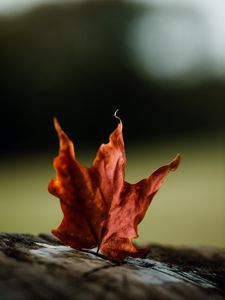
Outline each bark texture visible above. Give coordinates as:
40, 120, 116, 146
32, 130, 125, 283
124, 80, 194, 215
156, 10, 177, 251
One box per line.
0, 233, 225, 300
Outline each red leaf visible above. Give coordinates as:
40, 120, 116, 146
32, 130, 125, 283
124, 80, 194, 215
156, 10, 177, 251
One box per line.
48, 116, 181, 260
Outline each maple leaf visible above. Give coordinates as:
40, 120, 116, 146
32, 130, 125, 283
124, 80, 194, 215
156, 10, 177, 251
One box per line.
48, 115, 181, 261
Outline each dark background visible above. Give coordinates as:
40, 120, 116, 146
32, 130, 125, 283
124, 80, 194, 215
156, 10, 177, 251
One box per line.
0, 0, 224, 155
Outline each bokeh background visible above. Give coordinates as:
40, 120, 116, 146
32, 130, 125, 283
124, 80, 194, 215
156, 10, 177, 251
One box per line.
0, 0, 224, 248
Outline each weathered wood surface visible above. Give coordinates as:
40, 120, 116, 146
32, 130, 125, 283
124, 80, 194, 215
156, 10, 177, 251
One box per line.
0, 233, 225, 300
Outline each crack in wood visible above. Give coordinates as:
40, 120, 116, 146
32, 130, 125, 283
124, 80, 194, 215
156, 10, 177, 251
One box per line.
82, 261, 126, 278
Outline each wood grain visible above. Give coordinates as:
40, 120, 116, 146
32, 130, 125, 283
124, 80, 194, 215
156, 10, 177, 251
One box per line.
0, 233, 224, 300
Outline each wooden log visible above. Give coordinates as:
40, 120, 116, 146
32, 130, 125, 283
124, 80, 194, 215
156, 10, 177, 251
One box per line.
0, 233, 224, 300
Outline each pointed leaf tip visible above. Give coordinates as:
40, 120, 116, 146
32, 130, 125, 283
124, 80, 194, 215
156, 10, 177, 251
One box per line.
53, 117, 61, 132
170, 154, 181, 171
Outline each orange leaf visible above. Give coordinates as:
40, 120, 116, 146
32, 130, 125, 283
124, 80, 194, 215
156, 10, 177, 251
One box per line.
48, 115, 181, 260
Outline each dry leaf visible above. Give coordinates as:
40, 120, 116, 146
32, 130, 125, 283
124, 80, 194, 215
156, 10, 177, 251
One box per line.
48, 115, 180, 260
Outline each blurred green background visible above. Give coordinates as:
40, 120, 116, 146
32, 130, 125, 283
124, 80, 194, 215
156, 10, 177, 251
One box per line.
0, 0, 224, 248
